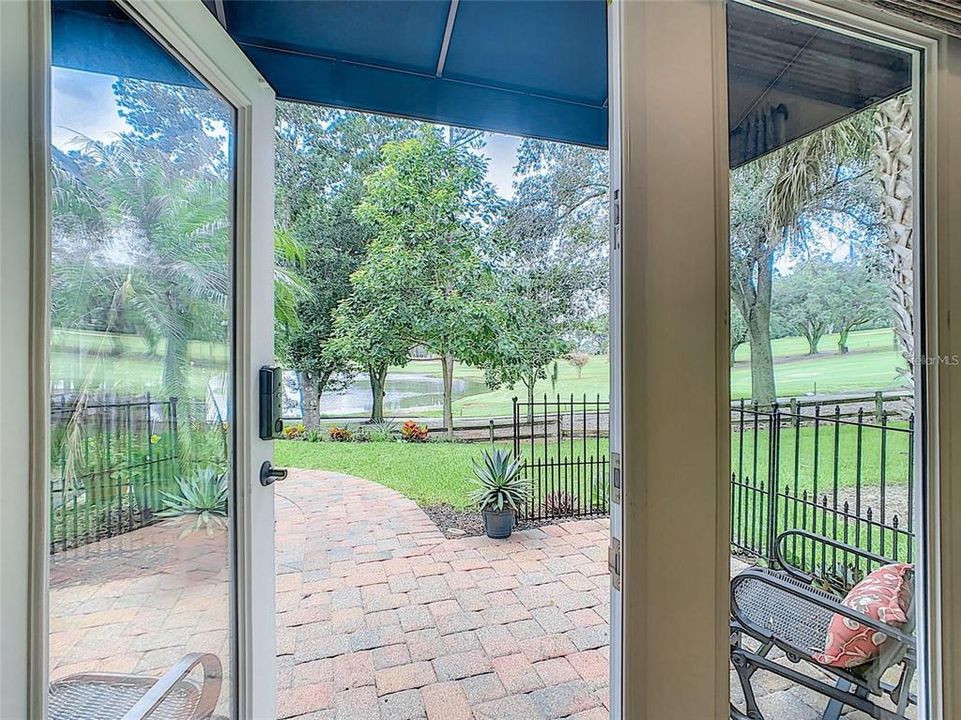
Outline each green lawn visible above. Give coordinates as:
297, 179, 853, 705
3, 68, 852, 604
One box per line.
51, 326, 908, 414
51, 328, 227, 398
733, 419, 912, 493
276, 438, 609, 508
730, 349, 908, 400
732, 327, 897, 363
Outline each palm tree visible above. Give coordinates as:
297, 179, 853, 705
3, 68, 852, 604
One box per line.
730, 112, 875, 406
873, 94, 914, 398
52, 135, 305, 401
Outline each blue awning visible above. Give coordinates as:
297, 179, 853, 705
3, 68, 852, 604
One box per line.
53, 0, 912, 161
208, 0, 610, 148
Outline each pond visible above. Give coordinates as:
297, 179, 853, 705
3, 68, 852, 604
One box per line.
283, 370, 489, 418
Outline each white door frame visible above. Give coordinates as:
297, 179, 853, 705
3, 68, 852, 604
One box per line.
612, 0, 961, 718
1, 1, 278, 716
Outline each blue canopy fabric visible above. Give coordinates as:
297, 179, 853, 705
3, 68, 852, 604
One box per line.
210, 0, 610, 148
53, 0, 912, 163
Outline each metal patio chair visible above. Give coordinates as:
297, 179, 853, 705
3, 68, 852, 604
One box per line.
730, 530, 916, 720
49, 652, 223, 720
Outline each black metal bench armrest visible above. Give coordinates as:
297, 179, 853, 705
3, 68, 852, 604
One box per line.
121, 653, 223, 720
731, 568, 915, 648
775, 529, 895, 584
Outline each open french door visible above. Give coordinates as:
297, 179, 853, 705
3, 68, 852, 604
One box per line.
26, 1, 277, 716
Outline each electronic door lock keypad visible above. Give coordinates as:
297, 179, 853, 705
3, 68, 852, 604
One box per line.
259, 365, 284, 440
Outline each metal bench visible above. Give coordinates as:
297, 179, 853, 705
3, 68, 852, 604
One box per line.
730, 530, 916, 720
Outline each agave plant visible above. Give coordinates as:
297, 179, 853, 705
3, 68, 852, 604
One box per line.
367, 420, 398, 442
158, 467, 229, 536
470, 448, 529, 513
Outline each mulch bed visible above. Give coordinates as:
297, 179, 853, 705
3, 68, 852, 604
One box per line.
421, 503, 567, 538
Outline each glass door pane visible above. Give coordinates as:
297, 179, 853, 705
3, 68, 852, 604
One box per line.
726, 3, 923, 719
47, 2, 237, 716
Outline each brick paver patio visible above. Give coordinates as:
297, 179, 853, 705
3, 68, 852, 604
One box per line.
274, 470, 611, 720
48, 468, 904, 719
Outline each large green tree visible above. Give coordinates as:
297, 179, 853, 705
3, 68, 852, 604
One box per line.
273, 104, 418, 425
478, 140, 608, 417
332, 128, 501, 432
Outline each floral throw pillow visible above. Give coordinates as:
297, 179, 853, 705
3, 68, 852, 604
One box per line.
813, 563, 913, 669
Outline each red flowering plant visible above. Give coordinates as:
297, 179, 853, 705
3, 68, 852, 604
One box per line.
400, 420, 429, 443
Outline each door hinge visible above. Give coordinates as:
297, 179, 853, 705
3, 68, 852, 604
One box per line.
609, 537, 621, 590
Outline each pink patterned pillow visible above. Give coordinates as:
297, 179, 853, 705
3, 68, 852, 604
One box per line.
814, 563, 913, 669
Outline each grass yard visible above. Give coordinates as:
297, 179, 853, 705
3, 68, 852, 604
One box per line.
732, 327, 898, 363
733, 420, 912, 493
276, 438, 610, 509
729, 349, 908, 400
51, 328, 228, 398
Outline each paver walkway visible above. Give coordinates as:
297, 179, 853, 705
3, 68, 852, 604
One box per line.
274, 470, 611, 720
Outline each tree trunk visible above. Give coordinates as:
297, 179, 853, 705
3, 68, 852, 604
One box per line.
440, 353, 455, 439
874, 94, 915, 400
805, 329, 820, 356
368, 364, 388, 423
744, 256, 777, 407
524, 372, 536, 425
299, 372, 320, 427
837, 326, 851, 354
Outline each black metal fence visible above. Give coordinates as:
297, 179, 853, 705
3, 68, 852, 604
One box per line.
512, 395, 610, 521
731, 401, 915, 573
49, 394, 181, 554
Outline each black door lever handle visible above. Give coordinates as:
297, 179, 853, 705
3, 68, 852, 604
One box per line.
260, 461, 288, 486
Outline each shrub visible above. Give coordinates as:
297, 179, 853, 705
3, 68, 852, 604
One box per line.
470, 448, 529, 512
352, 425, 371, 443
328, 425, 354, 442
158, 467, 228, 535
401, 420, 429, 443
543, 490, 577, 517
305, 427, 324, 443
367, 420, 398, 442
283, 423, 306, 440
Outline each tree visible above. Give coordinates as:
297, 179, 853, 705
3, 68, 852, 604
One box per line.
483, 285, 570, 422
505, 140, 609, 340
325, 277, 411, 424
567, 351, 590, 378
772, 256, 837, 355
272, 104, 418, 424
873, 94, 915, 391
731, 112, 875, 405
478, 140, 608, 414
832, 255, 889, 354
730, 301, 748, 366
344, 128, 502, 435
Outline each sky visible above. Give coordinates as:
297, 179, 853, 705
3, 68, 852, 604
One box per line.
52, 67, 521, 197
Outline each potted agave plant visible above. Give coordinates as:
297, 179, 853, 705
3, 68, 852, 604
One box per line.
470, 448, 529, 539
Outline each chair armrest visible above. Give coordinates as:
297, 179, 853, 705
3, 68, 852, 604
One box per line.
774, 529, 895, 584
121, 653, 222, 720
731, 568, 915, 648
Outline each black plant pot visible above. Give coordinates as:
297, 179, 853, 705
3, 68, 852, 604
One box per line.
482, 508, 515, 539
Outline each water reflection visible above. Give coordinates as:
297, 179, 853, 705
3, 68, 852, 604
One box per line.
284, 370, 489, 417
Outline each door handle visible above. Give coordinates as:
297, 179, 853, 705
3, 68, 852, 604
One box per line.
260, 461, 288, 487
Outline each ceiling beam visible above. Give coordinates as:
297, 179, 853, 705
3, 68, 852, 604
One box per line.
435, 0, 459, 77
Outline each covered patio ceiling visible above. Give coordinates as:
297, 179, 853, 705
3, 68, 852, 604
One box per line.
52, 0, 912, 165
